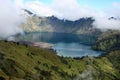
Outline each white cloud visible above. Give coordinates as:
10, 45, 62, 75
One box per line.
5, 0, 120, 31
0, 0, 24, 39
23, 0, 96, 20
93, 2, 120, 30
50, 0, 120, 30
110, 2, 120, 17
112, 2, 120, 7
14, 0, 24, 9
93, 16, 120, 30
25, 0, 53, 16
50, 0, 96, 20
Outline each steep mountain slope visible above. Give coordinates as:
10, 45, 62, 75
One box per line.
92, 30, 120, 80
21, 9, 101, 35
93, 30, 120, 51
0, 40, 120, 80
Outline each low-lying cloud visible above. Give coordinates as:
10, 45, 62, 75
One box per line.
93, 16, 120, 30
0, 0, 24, 40
94, 2, 120, 30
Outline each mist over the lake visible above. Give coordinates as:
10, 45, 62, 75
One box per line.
0, 0, 24, 40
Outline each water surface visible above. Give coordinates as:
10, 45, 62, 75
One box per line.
16, 32, 102, 57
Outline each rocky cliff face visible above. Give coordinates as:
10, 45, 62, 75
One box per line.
21, 9, 101, 35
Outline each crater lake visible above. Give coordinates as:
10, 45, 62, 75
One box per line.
16, 32, 102, 57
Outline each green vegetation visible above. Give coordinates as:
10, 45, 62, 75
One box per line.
0, 40, 86, 80
0, 39, 119, 80
93, 30, 120, 51
92, 30, 120, 80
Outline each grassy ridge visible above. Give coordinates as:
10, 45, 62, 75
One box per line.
0, 40, 86, 80
0, 40, 119, 80
92, 30, 120, 79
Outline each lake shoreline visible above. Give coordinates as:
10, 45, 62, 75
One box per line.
15, 40, 54, 49
15, 32, 102, 57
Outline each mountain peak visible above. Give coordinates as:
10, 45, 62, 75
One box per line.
24, 9, 33, 15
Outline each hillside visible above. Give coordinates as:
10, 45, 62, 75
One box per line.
92, 30, 120, 80
0, 40, 120, 80
21, 9, 101, 35
93, 30, 120, 51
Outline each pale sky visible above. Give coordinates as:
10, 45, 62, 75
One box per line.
23, 0, 120, 10
14, 0, 120, 18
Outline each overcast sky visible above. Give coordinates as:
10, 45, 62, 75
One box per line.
14, 0, 120, 19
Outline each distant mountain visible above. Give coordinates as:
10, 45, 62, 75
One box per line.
24, 9, 33, 15
21, 9, 101, 35
108, 17, 120, 20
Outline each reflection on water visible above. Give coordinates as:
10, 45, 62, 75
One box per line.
16, 32, 102, 57
17, 32, 97, 45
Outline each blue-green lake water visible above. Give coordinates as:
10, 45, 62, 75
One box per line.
17, 32, 102, 57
